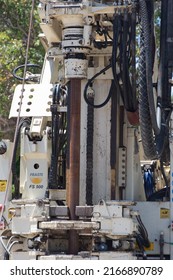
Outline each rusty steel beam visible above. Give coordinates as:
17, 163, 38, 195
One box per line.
66, 79, 81, 254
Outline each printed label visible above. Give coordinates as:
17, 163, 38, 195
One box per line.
0, 180, 7, 192
160, 208, 169, 219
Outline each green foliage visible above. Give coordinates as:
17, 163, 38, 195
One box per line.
0, 0, 44, 133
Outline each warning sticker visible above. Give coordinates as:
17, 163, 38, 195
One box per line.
160, 208, 169, 219
0, 180, 7, 192
145, 242, 154, 251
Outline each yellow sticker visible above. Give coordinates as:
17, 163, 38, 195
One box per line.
0, 180, 7, 192
136, 242, 154, 251
30, 177, 42, 184
144, 242, 154, 251
160, 208, 169, 219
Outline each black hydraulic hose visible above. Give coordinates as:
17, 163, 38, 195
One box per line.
121, 11, 130, 109
94, 21, 112, 49
139, 0, 160, 135
57, 113, 67, 157
113, 11, 137, 113
83, 63, 112, 108
52, 85, 59, 158
147, 187, 170, 201
12, 64, 41, 81
135, 214, 150, 257
121, 11, 135, 112
136, 215, 150, 248
48, 85, 60, 189
112, 13, 125, 105
11, 118, 31, 198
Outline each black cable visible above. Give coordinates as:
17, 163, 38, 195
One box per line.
83, 63, 112, 108
12, 64, 41, 81
112, 10, 137, 113
122, 10, 137, 112
11, 118, 31, 198
136, 215, 150, 248
48, 84, 60, 189
93, 22, 113, 49
112, 13, 124, 100
121, 11, 130, 108
121, 11, 135, 112
137, 215, 148, 238
147, 187, 170, 201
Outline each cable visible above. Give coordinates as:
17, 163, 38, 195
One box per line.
0, 235, 21, 259
93, 22, 113, 49
112, 10, 137, 113
112, 13, 125, 105
12, 64, 41, 81
83, 63, 112, 108
121, 10, 135, 111
0, 236, 11, 256
136, 214, 150, 250
8, 240, 20, 252
147, 187, 170, 201
48, 84, 60, 189
11, 118, 31, 198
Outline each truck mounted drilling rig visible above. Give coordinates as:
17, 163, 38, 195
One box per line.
0, 0, 173, 260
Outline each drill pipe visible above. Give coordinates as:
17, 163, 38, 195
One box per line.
66, 79, 81, 254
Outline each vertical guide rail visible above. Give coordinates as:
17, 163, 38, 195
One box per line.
167, 0, 173, 259
170, 129, 173, 259
66, 79, 81, 254
170, 95, 173, 259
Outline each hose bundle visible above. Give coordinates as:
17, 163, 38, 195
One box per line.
84, 6, 138, 115
135, 214, 150, 256
112, 8, 138, 114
